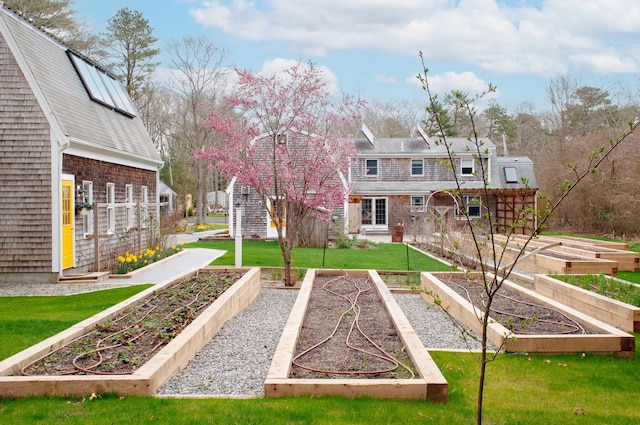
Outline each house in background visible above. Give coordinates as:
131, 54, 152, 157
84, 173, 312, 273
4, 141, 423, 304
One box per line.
226, 125, 537, 243
226, 130, 347, 245
0, 4, 162, 283
159, 181, 177, 217
348, 127, 538, 238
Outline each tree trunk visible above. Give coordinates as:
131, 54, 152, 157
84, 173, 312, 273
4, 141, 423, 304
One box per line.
195, 160, 208, 225
278, 231, 294, 286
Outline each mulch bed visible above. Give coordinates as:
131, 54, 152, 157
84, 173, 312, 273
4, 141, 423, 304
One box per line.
19, 270, 243, 376
290, 274, 416, 380
442, 276, 599, 335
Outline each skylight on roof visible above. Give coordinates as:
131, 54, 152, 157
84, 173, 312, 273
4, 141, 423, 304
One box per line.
504, 166, 518, 183
67, 51, 137, 118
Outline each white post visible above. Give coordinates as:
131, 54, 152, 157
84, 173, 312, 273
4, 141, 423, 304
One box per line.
235, 207, 242, 267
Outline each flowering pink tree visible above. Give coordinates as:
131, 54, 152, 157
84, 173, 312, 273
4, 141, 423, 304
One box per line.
199, 61, 362, 286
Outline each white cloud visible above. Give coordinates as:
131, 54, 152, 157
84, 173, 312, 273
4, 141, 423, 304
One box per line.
190, 0, 640, 78
407, 70, 499, 102
375, 74, 396, 84
257, 58, 340, 94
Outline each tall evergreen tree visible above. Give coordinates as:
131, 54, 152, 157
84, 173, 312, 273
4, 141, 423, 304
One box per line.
101, 8, 159, 102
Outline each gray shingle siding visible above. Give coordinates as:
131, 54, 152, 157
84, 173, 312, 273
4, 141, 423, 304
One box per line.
0, 30, 53, 274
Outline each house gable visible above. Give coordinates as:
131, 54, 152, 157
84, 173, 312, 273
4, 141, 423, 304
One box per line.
0, 5, 163, 281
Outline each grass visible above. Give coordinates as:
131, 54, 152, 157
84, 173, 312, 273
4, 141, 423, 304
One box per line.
1, 344, 638, 424
0, 239, 638, 423
0, 285, 151, 360
556, 273, 640, 307
186, 239, 452, 271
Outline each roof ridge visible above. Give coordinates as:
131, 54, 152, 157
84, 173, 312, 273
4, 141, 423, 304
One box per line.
1, 3, 110, 74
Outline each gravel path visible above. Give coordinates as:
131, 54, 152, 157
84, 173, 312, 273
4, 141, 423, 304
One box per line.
157, 288, 299, 397
157, 289, 477, 397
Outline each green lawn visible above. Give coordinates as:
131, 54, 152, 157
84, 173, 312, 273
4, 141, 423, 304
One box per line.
0, 285, 151, 360
187, 239, 453, 271
1, 344, 639, 424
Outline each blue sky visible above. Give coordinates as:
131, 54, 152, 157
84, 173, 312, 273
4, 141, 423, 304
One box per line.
74, 0, 640, 113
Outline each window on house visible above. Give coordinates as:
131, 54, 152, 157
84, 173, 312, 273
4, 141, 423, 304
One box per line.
141, 186, 149, 229
125, 184, 133, 230
82, 181, 94, 236
411, 159, 424, 176
504, 167, 518, 183
456, 195, 481, 218
366, 159, 378, 176
411, 196, 425, 212
461, 158, 474, 175
276, 132, 288, 145
106, 183, 115, 233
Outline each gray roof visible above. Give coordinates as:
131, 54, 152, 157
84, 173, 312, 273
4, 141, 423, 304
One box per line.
158, 181, 176, 196
354, 136, 496, 157
495, 156, 537, 188
352, 134, 536, 194
0, 5, 161, 165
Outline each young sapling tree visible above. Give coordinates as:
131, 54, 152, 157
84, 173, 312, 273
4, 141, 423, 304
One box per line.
418, 51, 639, 425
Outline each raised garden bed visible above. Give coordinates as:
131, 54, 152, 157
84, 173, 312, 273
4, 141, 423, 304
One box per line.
496, 234, 639, 272
0, 267, 261, 397
495, 243, 618, 276
535, 274, 640, 333
420, 272, 634, 358
265, 269, 448, 402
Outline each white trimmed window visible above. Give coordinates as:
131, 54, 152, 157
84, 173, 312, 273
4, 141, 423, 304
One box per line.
457, 195, 482, 218
461, 158, 475, 176
106, 183, 115, 233
411, 159, 424, 176
125, 184, 133, 230
411, 196, 425, 212
365, 159, 378, 176
82, 181, 94, 235
141, 185, 149, 228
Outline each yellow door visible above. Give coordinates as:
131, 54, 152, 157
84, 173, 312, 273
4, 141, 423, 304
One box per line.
61, 179, 74, 269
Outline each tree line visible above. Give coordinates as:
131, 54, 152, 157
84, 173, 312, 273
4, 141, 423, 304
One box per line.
8, 0, 640, 235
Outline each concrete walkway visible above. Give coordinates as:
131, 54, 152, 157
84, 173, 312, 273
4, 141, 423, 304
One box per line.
104, 248, 225, 286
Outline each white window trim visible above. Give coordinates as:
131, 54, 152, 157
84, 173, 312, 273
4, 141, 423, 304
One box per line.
456, 195, 482, 218
125, 184, 133, 231
141, 185, 149, 229
106, 183, 115, 234
460, 158, 475, 176
411, 159, 424, 176
365, 158, 379, 176
411, 195, 425, 212
82, 181, 94, 236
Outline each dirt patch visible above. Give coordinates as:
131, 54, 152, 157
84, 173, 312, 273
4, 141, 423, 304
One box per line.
442, 276, 600, 335
290, 274, 416, 379
19, 270, 244, 376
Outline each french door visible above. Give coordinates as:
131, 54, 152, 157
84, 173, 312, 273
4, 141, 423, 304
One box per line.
361, 198, 387, 229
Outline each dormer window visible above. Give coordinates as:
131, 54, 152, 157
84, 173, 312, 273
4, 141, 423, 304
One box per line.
461, 158, 474, 176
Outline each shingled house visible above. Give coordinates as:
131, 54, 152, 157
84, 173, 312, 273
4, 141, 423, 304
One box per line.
0, 4, 162, 283
348, 128, 538, 238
